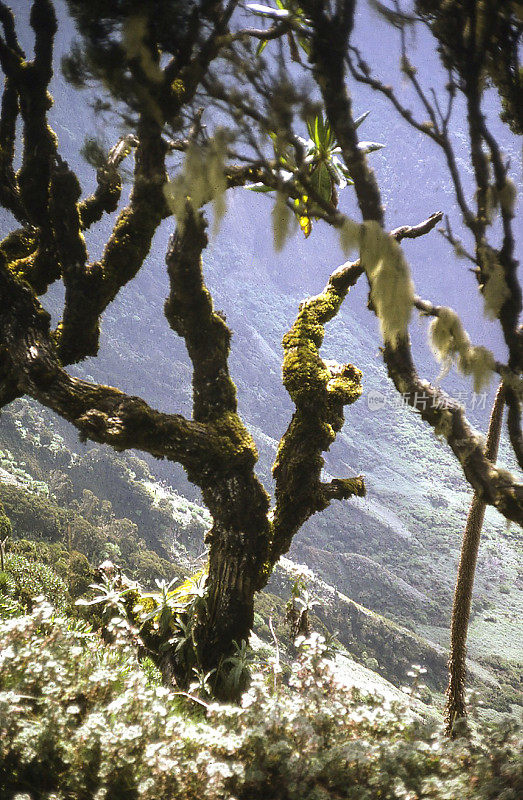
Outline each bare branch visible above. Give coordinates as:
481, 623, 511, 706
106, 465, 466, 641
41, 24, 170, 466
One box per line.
438, 216, 476, 265
346, 46, 476, 230
390, 211, 443, 240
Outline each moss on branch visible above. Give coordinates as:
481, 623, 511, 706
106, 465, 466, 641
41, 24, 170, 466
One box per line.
272, 273, 365, 561
78, 166, 123, 229
165, 207, 238, 422
55, 117, 168, 365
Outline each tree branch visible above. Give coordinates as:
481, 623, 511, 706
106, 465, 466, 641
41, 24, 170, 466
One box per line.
346, 45, 476, 230
383, 336, 523, 524
0, 76, 25, 221
0, 256, 256, 478
271, 264, 365, 562
164, 207, 237, 422
77, 136, 137, 229
55, 117, 168, 364
306, 3, 384, 224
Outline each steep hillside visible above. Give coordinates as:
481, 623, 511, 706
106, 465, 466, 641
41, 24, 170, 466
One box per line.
1, 400, 520, 715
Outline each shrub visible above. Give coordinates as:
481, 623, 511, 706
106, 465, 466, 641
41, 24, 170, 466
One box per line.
2, 553, 70, 615
0, 605, 521, 800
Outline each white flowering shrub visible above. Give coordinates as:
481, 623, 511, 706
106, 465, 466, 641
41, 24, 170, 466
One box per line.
0, 606, 521, 799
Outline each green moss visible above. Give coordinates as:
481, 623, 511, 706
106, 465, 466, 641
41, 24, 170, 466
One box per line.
326, 371, 362, 403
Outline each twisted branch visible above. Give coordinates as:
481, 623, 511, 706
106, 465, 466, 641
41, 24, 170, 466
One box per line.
271, 253, 366, 562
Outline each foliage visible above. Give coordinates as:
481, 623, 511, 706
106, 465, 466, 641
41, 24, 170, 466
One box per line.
0, 0, 521, 711
0, 552, 70, 616
247, 111, 383, 238
0, 603, 521, 800
0, 475, 185, 592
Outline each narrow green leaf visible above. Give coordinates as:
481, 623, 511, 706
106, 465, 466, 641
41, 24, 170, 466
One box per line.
316, 114, 326, 147
310, 162, 332, 203
297, 36, 311, 56
313, 115, 322, 149
256, 38, 269, 56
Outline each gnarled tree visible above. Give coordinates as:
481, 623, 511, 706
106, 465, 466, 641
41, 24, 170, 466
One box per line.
0, 0, 521, 707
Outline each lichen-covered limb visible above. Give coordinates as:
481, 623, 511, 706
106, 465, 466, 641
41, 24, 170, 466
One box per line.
78, 165, 122, 230
78, 136, 137, 230
0, 0, 64, 295
0, 2, 38, 224
383, 338, 523, 524
270, 212, 445, 559
13, 0, 58, 229
50, 158, 88, 272
0, 257, 253, 477
271, 278, 365, 562
0, 76, 25, 222
165, 207, 237, 422
55, 117, 169, 364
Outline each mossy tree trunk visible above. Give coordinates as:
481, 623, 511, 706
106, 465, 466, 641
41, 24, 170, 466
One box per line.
162, 209, 364, 694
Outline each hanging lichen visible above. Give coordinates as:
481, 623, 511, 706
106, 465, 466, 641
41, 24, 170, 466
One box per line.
360, 220, 414, 344
122, 16, 163, 84
163, 132, 228, 232
429, 307, 495, 393
338, 217, 360, 256
271, 191, 293, 252
479, 245, 511, 320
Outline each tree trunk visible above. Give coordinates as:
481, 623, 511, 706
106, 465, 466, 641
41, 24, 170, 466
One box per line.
165, 466, 272, 697
445, 383, 505, 734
